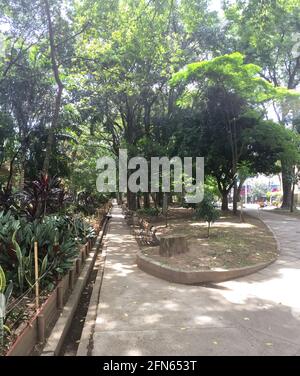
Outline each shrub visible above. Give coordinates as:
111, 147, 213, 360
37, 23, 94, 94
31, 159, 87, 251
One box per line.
137, 207, 161, 217
194, 192, 219, 237
0, 211, 96, 293
0, 266, 13, 347
15, 174, 66, 220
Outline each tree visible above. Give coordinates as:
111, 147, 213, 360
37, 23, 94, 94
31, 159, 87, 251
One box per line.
42, 0, 64, 175
223, 0, 300, 208
194, 192, 219, 237
171, 52, 298, 211
73, 0, 192, 209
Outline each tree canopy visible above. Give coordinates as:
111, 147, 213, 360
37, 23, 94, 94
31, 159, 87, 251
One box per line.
0, 0, 299, 211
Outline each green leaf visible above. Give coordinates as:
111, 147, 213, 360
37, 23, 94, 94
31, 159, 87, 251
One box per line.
0, 266, 6, 293
41, 255, 48, 276
3, 324, 11, 334
4, 281, 13, 306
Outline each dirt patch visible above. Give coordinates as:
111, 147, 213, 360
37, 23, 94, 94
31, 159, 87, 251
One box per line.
139, 207, 194, 223
140, 214, 278, 271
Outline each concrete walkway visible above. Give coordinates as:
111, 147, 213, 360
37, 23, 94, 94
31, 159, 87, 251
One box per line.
90, 206, 300, 356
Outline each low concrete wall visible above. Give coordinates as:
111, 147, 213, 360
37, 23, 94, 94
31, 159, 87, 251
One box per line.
5, 215, 108, 356
6, 243, 92, 356
137, 252, 276, 285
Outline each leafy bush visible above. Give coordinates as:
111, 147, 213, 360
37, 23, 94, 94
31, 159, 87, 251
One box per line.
137, 207, 161, 217
0, 211, 96, 293
75, 191, 109, 215
0, 266, 13, 347
14, 174, 66, 220
194, 193, 220, 237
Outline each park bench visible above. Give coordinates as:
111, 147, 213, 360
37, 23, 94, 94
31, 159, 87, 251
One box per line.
123, 208, 135, 225
121, 204, 127, 214
135, 218, 159, 246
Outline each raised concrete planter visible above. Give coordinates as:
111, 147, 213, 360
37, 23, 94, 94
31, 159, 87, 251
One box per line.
41, 217, 109, 356
137, 251, 277, 285
5, 215, 108, 356
6, 242, 91, 356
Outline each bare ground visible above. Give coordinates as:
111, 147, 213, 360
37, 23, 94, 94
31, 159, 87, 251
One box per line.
140, 213, 278, 271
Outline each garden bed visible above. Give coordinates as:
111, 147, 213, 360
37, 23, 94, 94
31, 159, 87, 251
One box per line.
3, 238, 95, 356
137, 213, 278, 283
0, 205, 111, 356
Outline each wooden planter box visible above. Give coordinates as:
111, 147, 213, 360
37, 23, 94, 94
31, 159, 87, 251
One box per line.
5, 232, 98, 356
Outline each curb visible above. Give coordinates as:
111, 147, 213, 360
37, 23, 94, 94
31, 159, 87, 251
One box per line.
137, 251, 276, 285
41, 218, 109, 356
76, 219, 111, 356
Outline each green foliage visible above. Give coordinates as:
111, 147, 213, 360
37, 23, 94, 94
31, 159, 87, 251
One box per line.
1, 0, 298, 213
224, 0, 300, 91
194, 193, 220, 237
250, 182, 270, 200
0, 266, 6, 293
170, 52, 299, 208
171, 52, 298, 107
0, 267, 13, 348
0, 210, 96, 292
204, 176, 220, 198
11, 230, 25, 293
137, 207, 161, 217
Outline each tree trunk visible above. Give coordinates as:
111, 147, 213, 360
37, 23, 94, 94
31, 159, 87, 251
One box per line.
233, 180, 238, 215
207, 222, 211, 238
157, 191, 163, 207
117, 192, 122, 205
151, 192, 158, 208
290, 183, 295, 212
127, 191, 137, 211
136, 194, 141, 209
281, 164, 293, 209
42, 0, 64, 175
290, 167, 296, 213
221, 191, 229, 211
143, 192, 150, 208
180, 191, 185, 206
19, 156, 25, 191
162, 193, 168, 216
159, 235, 188, 257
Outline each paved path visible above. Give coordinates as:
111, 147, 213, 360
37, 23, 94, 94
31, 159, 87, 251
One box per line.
91, 206, 300, 355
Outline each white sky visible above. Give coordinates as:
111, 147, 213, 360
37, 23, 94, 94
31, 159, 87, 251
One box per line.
209, 0, 223, 14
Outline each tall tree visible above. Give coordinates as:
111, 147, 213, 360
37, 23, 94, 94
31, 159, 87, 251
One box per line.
171, 52, 299, 211
224, 0, 300, 208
